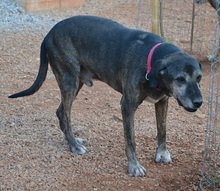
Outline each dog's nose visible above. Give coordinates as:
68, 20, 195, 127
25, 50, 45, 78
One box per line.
193, 101, 202, 108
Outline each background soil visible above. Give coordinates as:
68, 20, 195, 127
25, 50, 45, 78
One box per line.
0, 0, 213, 190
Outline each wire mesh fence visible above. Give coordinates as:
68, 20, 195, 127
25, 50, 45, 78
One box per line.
200, 1, 220, 190
137, 0, 215, 59
82, 0, 215, 60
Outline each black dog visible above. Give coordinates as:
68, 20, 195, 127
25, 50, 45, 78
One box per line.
9, 15, 203, 176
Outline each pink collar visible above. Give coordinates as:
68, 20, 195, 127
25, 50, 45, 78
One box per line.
146, 43, 162, 80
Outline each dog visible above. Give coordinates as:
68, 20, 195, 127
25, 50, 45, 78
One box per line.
9, 15, 203, 177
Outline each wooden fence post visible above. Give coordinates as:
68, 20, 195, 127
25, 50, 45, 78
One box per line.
151, 0, 160, 35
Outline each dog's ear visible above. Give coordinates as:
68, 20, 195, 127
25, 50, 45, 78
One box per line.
147, 68, 159, 89
147, 61, 166, 89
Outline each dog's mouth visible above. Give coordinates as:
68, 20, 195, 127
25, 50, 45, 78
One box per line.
177, 98, 197, 112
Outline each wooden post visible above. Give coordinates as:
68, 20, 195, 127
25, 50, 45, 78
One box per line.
151, 0, 160, 35
190, 2, 196, 53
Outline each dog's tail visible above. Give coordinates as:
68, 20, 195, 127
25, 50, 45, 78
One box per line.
9, 40, 48, 98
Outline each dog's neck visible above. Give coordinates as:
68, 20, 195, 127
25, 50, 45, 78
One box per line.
151, 43, 182, 64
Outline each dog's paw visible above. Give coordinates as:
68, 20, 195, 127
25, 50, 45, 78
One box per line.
155, 147, 172, 163
70, 138, 88, 155
71, 144, 88, 155
128, 162, 146, 177
75, 137, 85, 145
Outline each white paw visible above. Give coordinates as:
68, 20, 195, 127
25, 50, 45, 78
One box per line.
71, 144, 88, 155
69, 138, 88, 155
75, 137, 85, 145
155, 146, 172, 163
128, 162, 146, 177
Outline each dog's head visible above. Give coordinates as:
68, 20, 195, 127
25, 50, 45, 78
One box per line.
148, 52, 203, 112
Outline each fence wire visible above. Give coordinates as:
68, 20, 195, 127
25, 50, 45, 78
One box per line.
200, 2, 220, 190
137, 0, 214, 60
84, 0, 214, 60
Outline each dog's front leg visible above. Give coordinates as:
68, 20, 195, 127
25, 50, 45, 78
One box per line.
155, 97, 172, 163
121, 96, 146, 177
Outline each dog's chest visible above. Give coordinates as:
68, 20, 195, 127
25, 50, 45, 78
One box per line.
145, 94, 165, 104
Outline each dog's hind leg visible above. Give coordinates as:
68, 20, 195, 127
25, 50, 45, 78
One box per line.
155, 98, 172, 163
56, 76, 87, 155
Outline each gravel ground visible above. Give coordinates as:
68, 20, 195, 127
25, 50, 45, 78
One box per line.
0, 0, 57, 33
0, 0, 213, 190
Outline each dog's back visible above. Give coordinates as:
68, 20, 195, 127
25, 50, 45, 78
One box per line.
44, 15, 163, 92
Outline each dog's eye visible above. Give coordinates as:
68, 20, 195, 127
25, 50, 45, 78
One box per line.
196, 75, 202, 83
176, 77, 186, 83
